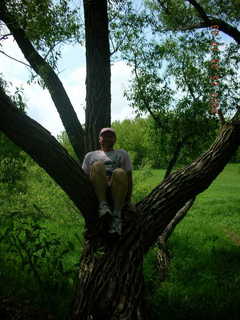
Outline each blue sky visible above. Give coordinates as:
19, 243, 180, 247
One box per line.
0, 0, 236, 137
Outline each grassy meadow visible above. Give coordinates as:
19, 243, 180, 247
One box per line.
142, 164, 240, 320
0, 163, 239, 319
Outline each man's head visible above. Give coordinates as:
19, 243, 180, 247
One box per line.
99, 128, 116, 150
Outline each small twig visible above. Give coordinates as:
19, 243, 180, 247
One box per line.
231, 105, 240, 121
0, 33, 12, 41
43, 40, 61, 61
0, 49, 31, 68
217, 108, 225, 126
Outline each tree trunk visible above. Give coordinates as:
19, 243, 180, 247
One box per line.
71, 221, 146, 320
84, 0, 111, 152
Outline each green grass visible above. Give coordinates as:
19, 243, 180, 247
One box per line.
141, 164, 240, 320
0, 163, 239, 319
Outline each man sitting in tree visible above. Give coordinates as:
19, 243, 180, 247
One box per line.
82, 128, 133, 235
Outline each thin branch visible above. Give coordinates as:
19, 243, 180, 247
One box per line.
218, 109, 225, 126
159, 197, 195, 243
0, 33, 12, 41
182, 70, 197, 102
110, 24, 133, 56
133, 55, 164, 129
43, 40, 62, 61
186, 0, 210, 22
0, 49, 31, 68
109, 32, 117, 56
172, 22, 209, 31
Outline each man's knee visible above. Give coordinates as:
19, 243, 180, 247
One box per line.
91, 161, 105, 173
112, 168, 127, 181
90, 161, 106, 181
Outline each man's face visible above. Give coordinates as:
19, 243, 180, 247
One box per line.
99, 131, 116, 148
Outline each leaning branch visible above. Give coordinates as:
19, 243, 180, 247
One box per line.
0, 2, 86, 161
186, 0, 210, 22
185, 0, 240, 44
138, 113, 240, 251
0, 86, 98, 231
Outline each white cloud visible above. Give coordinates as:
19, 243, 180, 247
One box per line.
111, 61, 135, 121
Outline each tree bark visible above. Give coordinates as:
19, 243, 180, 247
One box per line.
0, 1, 85, 162
138, 118, 240, 252
84, 0, 111, 152
156, 197, 195, 280
71, 219, 146, 320
0, 86, 97, 232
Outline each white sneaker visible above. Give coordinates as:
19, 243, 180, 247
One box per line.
98, 201, 112, 226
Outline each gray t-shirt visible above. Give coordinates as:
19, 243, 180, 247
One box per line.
82, 149, 132, 176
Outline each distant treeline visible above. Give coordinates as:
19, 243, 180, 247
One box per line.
57, 116, 240, 170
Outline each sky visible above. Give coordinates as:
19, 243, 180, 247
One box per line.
0, 29, 135, 137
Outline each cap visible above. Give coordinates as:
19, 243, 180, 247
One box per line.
99, 127, 116, 137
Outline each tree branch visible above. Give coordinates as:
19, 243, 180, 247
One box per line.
159, 197, 195, 244
0, 49, 31, 68
186, 0, 210, 22
218, 108, 225, 126
0, 2, 86, 162
185, 0, 240, 44
138, 114, 240, 251
0, 85, 98, 232
0, 32, 11, 41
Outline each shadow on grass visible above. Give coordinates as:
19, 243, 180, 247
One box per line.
144, 232, 240, 320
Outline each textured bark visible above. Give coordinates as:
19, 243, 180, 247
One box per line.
138, 119, 240, 252
0, 86, 97, 231
0, 1, 85, 162
71, 217, 146, 320
84, 0, 111, 152
160, 197, 195, 244
156, 198, 195, 279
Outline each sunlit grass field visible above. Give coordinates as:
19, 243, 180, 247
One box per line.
140, 164, 240, 320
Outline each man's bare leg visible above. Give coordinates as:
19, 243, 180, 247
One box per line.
110, 168, 128, 234
90, 161, 112, 219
